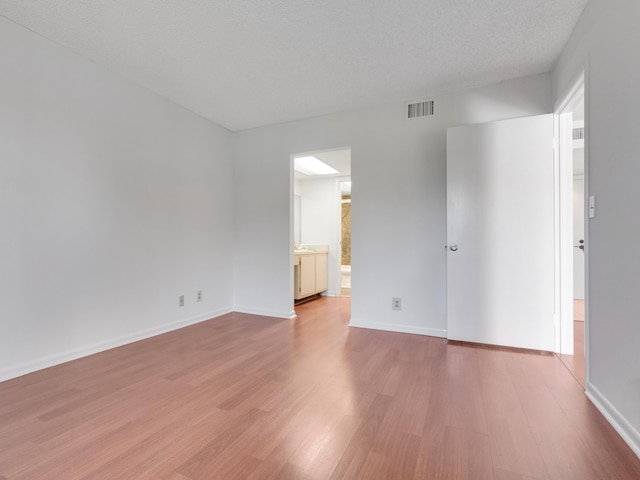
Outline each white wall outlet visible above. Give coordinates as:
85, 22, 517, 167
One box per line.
392, 297, 402, 311
196, 290, 203, 302
179, 295, 185, 307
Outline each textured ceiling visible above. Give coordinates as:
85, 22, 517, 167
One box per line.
0, 0, 587, 131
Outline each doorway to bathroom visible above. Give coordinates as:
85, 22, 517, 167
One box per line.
292, 148, 351, 306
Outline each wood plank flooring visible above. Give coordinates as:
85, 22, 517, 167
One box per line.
1, 297, 639, 479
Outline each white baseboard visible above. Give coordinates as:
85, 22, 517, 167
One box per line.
0, 307, 232, 383
586, 383, 640, 459
233, 306, 293, 320
349, 319, 447, 338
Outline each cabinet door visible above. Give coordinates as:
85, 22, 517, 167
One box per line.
299, 255, 316, 297
315, 253, 328, 292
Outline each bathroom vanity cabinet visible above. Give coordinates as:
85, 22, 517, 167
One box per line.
294, 250, 328, 300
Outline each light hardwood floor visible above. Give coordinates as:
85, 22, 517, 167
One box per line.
1, 297, 639, 479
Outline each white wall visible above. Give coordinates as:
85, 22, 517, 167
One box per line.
0, 17, 234, 380
298, 177, 343, 296
553, 0, 640, 456
232, 74, 552, 334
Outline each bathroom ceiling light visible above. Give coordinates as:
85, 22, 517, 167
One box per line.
294, 156, 339, 176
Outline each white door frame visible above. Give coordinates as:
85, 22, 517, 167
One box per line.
555, 71, 588, 377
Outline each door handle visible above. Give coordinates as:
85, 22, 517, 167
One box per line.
574, 239, 584, 250
449, 243, 459, 252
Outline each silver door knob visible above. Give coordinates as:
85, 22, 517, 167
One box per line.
449, 243, 459, 252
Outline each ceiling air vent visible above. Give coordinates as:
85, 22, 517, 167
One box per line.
407, 100, 435, 119
573, 127, 585, 140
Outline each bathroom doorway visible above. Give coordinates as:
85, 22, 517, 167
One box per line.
292, 148, 351, 303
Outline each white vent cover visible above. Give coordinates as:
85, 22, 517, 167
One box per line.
407, 100, 435, 119
573, 127, 585, 140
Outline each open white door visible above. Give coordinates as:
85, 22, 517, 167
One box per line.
447, 114, 555, 351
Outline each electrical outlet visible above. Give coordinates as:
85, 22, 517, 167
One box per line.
179, 295, 185, 307
392, 297, 401, 311
196, 290, 203, 302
